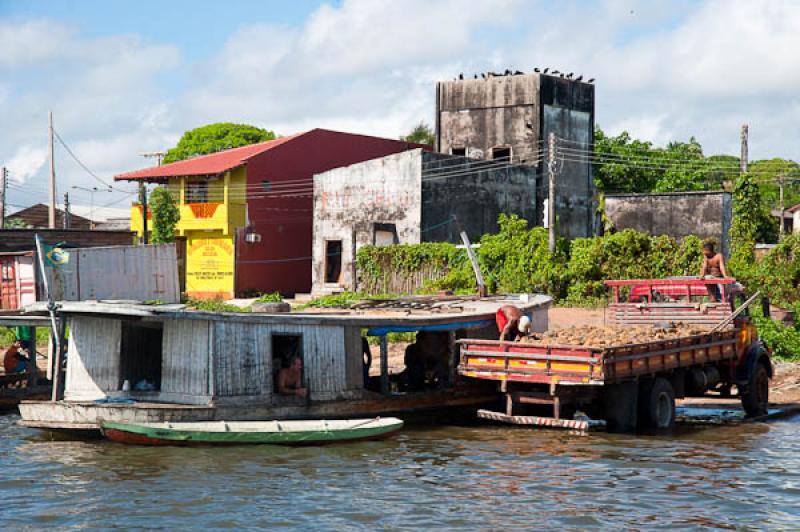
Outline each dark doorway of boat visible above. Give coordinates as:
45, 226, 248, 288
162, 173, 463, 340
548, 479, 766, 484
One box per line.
120, 321, 163, 392
272, 333, 306, 404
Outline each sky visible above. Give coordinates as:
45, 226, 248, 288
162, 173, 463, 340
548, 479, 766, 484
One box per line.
2, 0, 799, 216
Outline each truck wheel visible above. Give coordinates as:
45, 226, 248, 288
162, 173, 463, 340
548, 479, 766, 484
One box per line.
741, 363, 769, 417
640, 377, 675, 429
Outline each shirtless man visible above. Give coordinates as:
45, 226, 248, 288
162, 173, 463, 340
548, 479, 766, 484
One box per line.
699, 242, 728, 302
278, 356, 308, 398
496, 305, 531, 341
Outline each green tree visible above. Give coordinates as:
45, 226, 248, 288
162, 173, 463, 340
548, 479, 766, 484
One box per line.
149, 187, 180, 244
401, 122, 435, 145
593, 127, 660, 192
3, 218, 30, 229
163, 123, 276, 164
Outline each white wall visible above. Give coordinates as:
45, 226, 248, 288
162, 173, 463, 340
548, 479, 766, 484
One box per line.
312, 149, 423, 293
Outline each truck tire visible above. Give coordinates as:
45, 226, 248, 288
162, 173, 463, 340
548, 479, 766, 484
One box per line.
741, 363, 769, 418
640, 377, 675, 429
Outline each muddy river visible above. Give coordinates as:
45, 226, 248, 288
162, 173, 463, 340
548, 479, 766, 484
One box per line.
1, 413, 798, 529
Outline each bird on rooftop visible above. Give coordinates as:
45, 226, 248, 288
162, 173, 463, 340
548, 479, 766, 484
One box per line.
504, 69, 512, 75
481, 73, 486, 79
514, 70, 523, 75
566, 72, 574, 79
543, 68, 549, 74
588, 78, 595, 83
559, 73, 565, 78
459, 73, 464, 80
534, 67, 540, 73
576, 75, 583, 81
552, 70, 560, 75
474, 74, 478, 79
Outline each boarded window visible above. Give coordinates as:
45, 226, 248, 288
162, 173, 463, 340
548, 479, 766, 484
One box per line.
120, 321, 163, 391
325, 240, 343, 284
373, 223, 398, 246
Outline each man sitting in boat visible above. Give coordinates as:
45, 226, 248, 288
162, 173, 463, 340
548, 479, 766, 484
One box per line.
3, 339, 30, 375
496, 305, 531, 341
278, 355, 308, 398
403, 331, 448, 391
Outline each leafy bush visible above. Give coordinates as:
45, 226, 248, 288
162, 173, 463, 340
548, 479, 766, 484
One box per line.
255, 292, 283, 303
185, 298, 250, 313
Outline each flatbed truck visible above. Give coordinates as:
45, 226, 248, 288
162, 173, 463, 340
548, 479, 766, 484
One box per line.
458, 279, 773, 431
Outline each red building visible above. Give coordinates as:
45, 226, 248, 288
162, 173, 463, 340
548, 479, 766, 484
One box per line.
116, 128, 425, 298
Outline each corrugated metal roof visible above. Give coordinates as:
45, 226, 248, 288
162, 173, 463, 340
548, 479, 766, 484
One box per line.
114, 132, 306, 181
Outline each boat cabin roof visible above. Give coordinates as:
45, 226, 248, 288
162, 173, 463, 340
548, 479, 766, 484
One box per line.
22, 295, 551, 333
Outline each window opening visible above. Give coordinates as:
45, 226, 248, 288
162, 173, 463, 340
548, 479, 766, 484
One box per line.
451, 147, 467, 156
373, 223, 398, 246
272, 334, 305, 398
120, 321, 163, 392
491, 146, 512, 161
186, 180, 209, 203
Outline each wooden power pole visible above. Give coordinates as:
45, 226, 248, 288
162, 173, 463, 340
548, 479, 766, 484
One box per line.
547, 132, 557, 253
779, 174, 785, 237
740, 124, 749, 174
0, 166, 6, 229
48, 111, 56, 228
63, 192, 71, 229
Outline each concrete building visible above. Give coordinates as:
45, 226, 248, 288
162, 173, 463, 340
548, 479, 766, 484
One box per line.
772, 202, 800, 234
312, 149, 535, 294
435, 72, 596, 238
116, 129, 424, 299
604, 191, 733, 256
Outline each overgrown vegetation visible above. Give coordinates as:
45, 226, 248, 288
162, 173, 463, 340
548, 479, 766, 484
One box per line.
400, 121, 435, 145
255, 292, 283, 303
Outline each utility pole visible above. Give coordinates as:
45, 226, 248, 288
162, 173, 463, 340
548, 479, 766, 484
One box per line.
0, 166, 6, 229
48, 111, 56, 228
740, 124, 749, 174
547, 132, 557, 253
779, 174, 785, 237
137, 151, 165, 246
140, 182, 149, 244
63, 192, 71, 229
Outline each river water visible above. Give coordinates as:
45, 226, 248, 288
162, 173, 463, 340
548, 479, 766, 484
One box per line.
1, 413, 798, 530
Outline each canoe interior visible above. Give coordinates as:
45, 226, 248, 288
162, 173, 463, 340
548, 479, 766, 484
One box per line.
103, 417, 402, 433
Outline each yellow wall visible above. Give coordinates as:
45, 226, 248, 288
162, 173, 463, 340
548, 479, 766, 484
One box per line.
185, 232, 235, 299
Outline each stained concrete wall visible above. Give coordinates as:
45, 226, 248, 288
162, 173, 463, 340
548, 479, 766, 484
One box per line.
604, 191, 733, 256
421, 152, 537, 243
435, 73, 595, 238
312, 150, 423, 293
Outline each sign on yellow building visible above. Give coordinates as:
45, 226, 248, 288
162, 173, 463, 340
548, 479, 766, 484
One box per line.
185, 235, 235, 299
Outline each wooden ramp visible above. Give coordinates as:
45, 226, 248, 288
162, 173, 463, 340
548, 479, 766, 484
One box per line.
477, 409, 603, 431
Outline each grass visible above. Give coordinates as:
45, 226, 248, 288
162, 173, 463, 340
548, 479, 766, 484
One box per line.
254, 292, 283, 303
184, 298, 251, 313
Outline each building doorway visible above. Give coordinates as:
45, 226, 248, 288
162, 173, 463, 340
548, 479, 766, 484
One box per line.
325, 240, 343, 284
120, 321, 163, 391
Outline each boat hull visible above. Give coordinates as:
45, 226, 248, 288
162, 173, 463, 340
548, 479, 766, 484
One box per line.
100, 419, 404, 446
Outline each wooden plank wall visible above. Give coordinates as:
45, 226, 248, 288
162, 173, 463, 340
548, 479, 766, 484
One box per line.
64, 316, 122, 400
161, 319, 212, 403
211, 322, 351, 402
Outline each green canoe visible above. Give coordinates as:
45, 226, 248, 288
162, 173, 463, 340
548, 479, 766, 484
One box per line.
100, 417, 404, 446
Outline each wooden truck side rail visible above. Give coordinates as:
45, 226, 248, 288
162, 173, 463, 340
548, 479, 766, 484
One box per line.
457, 329, 740, 386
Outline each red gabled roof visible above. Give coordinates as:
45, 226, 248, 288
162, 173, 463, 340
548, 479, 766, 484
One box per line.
114, 132, 305, 181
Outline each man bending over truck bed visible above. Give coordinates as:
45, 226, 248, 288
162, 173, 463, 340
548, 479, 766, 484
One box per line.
496, 305, 531, 341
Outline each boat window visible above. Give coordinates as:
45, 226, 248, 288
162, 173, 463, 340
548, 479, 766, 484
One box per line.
272, 334, 304, 395
120, 321, 163, 392
324, 240, 343, 284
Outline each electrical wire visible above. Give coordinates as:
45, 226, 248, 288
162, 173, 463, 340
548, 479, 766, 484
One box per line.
53, 129, 114, 189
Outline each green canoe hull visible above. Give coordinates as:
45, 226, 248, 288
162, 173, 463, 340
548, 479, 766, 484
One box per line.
101, 419, 404, 446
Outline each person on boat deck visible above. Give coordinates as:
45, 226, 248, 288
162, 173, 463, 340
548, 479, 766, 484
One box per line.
278, 355, 307, 398
3, 339, 30, 374
404, 331, 448, 391
496, 305, 531, 341
699, 242, 728, 302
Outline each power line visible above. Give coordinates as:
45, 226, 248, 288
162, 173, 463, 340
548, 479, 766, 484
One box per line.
53, 129, 114, 189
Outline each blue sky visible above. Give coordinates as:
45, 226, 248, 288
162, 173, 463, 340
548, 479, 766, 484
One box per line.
2, 0, 799, 215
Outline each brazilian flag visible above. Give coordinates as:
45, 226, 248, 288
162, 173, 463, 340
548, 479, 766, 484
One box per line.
43, 245, 70, 267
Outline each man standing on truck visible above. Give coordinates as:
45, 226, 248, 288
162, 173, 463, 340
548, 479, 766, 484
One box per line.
699, 242, 728, 302
496, 305, 531, 341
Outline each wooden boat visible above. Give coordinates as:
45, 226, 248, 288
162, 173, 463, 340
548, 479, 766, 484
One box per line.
100, 417, 404, 446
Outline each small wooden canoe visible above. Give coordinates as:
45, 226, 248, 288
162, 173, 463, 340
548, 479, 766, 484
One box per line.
100, 417, 404, 446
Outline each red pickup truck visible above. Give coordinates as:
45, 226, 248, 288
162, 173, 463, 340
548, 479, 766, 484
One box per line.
458, 278, 772, 431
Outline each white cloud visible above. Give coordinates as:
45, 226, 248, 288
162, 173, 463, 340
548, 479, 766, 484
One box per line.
6, 144, 48, 181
